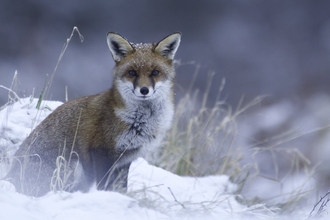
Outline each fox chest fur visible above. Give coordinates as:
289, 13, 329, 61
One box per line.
114, 98, 173, 159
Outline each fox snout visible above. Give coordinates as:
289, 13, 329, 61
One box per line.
134, 86, 155, 99
140, 87, 149, 95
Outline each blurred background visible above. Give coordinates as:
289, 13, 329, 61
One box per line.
1, 0, 330, 199
2, 0, 330, 105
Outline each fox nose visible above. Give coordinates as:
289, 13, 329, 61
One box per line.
140, 87, 149, 95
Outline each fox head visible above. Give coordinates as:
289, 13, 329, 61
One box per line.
107, 32, 181, 103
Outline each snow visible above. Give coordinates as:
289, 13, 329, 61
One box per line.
0, 98, 63, 158
0, 97, 327, 219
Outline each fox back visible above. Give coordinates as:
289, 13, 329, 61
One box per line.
4, 32, 181, 197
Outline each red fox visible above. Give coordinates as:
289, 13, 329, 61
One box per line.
4, 32, 181, 197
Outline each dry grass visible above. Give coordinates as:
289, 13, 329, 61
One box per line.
147, 67, 262, 182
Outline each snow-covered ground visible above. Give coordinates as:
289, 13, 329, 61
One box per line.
0, 97, 328, 219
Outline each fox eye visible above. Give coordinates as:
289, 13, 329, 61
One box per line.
151, 70, 159, 76
128, 70, 137, 77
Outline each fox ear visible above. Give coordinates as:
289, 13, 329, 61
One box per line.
107, 32, 134, 62
154, 32, 181, 60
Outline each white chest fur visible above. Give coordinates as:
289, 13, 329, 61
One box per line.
115, 98, 173, 156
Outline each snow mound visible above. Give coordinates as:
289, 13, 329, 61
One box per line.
0, 98, 63, 157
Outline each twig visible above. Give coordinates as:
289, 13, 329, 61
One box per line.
0, 85, 20, 103
308, 191, 330, 219
168, 187, 185, 209
42, 26, 84, 105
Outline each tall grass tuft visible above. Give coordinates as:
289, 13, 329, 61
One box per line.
147, 67, 263, 185
0, 27, 84, 180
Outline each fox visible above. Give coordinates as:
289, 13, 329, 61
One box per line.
4, 32, 181, 197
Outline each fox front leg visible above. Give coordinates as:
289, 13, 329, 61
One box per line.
91, 148, 130, 192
